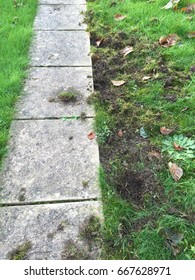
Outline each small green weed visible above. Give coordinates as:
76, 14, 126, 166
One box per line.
96, 121, 111, 144
162, 134, 195, 162
7, 241, 32, 260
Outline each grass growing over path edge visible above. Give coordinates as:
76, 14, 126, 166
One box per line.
0, 0, 38, 164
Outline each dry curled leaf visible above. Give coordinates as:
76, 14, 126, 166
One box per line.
159, 34, 180, 47
111, 80, 126, 86
187, 32, 195, 38
168, 162, 183, 181
160, 126, 174, 135
162, 0, 181, 10
173, 142, 184, 151
117, 129, 123, 137
121, 46, 133, 57
186, 3, 195, 13
96, 38, 104, 47
142, 76, 151, 81
114, 14, 127, 21
148, 150, 162, 159
87, 131, 95, 140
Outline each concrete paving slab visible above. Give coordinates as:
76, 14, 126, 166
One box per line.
34, 4, 86, 30
0, 120, 100, 204
39, 0, 86, 4
0, 201, 102, 259
16, 67, 94, 119
30, 31, 91, 66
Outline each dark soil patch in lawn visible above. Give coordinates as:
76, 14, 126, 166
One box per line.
90, 32, 178, 206
87, 3, 195, 259
100, 132, 163, 206
115, 169, 156, 204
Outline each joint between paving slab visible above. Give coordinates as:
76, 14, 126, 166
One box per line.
30, 65, 92, 68
38, 4, 86, 6
33, 30, 88, 32
14, 116, 94, 121
0, 197, 99, 208
34, 29, 86, 31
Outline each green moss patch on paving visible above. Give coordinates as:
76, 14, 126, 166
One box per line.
0, 0, 38, 163
86, 0, 195, 259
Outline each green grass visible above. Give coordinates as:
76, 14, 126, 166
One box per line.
86, 0, 195, 259
0, 0, 38, 163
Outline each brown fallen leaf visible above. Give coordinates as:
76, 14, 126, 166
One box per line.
160, 126, 174, 135
91, 53, 101, 64
111, 80, 126, 86
121, 46, 133, 57
117, 129, 123, 137
159, 34, 180, 47
187, 32, 195, 38
168, 162, 183, 182
148, 150, 162, 159
186, 3, 195, 13
88, 131, 95, 140
181, 7, 187, 12
114, 14, 127, 21
96, 38, 104, 47
173, 142, 184, 151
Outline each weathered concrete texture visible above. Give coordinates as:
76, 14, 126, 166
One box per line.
34, 4, 86, 30
39, 0, 86, 4
30, 31, 91, 66
0, 202, 102, 260
16, 67, 94, 119
0, 120, 100, 204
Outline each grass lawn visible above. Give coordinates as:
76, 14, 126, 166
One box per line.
0, 0, 38, 163
86, 0, 195, 259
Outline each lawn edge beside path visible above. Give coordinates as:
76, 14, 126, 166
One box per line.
86, 0, 195, 260
0, 0, 38, 165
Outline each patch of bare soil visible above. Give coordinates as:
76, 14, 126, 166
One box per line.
90, 32, 186, 206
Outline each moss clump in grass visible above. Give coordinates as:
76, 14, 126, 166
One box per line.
58, 87, 79, 102
7, 241, 32, 260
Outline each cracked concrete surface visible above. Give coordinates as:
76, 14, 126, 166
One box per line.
0, 0, 102, 260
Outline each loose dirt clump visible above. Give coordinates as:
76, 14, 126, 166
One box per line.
115, 169, 156, 204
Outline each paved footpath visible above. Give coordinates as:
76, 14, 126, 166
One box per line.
0, 0, 102, 259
